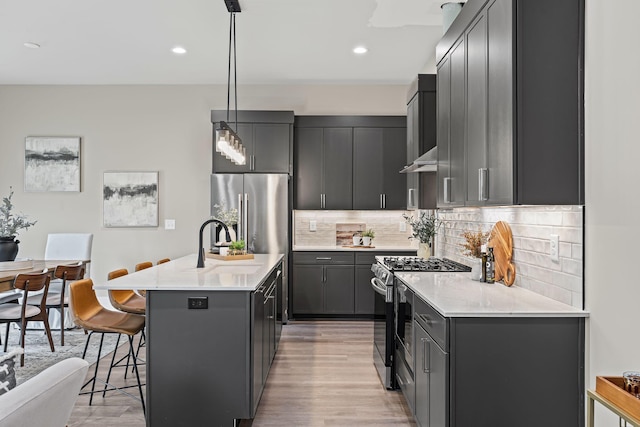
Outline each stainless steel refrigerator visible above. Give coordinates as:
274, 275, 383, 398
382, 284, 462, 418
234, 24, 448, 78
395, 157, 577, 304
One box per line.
210, 173, 290, 322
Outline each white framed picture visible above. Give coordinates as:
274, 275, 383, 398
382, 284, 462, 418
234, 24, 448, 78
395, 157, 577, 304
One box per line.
24, 136, 81, 192
103, 171, 158, 227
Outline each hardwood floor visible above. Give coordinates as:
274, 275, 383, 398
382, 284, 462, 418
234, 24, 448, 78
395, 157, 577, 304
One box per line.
68, 321, 416, 426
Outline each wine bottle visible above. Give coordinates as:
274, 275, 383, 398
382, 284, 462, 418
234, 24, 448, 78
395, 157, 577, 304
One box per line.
486, 246, 495, 284
480, 244, 487, 282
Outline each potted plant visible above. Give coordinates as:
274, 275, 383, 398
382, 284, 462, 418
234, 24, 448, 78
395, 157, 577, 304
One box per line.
461, 228, 490, 280
362, 229, 375, 246
228, 239, 246, 256
0, 187, 37, 262
403, 211, 441, 259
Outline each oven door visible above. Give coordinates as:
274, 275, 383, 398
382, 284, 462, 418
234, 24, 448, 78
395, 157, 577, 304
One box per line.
371, 277, 394, 389
395, 282, 414, 370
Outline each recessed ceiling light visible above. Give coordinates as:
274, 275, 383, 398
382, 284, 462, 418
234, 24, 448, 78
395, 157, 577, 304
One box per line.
353, 46, 368, 54
24, 42, 40, 49
172, 46, 187, 54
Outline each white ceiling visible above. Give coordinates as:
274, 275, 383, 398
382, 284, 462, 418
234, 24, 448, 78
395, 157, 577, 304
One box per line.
0, 0, 448, 85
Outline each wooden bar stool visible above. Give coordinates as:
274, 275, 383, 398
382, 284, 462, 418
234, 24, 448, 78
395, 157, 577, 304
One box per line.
0, 270, 55, 366
69, 278, 146, 414
25, 262, 84, 346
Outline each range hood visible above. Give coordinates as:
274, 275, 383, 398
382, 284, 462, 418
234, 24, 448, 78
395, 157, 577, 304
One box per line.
400, 146, 437, 173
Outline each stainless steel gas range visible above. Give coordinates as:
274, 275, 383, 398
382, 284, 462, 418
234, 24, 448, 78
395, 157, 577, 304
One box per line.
370, 256, 471, 390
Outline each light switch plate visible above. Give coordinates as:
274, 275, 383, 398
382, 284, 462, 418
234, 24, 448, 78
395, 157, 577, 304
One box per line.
310, 220, 317, 232
165, 219, 176, 230
550, 234, 559, 262
399, 222, 407, 232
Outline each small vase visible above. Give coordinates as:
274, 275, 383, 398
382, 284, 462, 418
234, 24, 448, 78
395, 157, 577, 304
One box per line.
0, 237, 19, 262
218, 226, 237, 243
417, 242, 431, 259
470, 258, 483, 281
362, 237, 372, 246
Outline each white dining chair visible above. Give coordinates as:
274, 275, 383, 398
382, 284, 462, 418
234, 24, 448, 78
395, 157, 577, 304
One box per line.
30, 233, 93, 331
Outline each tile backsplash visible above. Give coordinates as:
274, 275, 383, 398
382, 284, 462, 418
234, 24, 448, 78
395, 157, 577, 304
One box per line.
294, 210, 416, 248
435, 205, 584, 308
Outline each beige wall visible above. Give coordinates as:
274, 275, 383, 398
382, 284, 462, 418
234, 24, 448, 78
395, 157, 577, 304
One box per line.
585, 0, 640, 423
0, 84, 407, 283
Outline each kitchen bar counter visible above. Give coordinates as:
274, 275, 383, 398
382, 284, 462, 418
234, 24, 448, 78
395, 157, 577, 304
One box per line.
93, 253, 283, 292
95, 253, 284, 427
395, 271, 588, 317
292, 245, 417, 252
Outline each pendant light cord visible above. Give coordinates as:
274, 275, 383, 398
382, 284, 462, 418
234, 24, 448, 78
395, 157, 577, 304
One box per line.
226, 12, 233, 123
233, 12, 238, 131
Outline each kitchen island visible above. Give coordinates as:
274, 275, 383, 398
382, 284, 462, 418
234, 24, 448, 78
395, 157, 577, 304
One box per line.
94, 253, 284, 427
394, 271, 588, 427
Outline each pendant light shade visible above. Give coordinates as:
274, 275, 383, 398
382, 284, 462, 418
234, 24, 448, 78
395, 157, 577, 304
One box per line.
215, 121, 246, 165
217, 1, 244, 165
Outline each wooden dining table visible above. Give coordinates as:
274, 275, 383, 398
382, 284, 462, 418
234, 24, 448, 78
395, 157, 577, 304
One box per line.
0, 260, 91, 292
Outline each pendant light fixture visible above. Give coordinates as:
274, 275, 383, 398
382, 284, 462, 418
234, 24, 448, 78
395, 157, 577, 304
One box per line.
215, 0, 245, 165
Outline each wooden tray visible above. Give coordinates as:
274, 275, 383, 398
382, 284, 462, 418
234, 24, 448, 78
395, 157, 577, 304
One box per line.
341, 245, 376, 249
207, 253, 255, 261
596, 376, 640, 420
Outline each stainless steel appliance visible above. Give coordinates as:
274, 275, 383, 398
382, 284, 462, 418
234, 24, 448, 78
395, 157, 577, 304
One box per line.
211, 173, 290, 323
370, 256, 470, 390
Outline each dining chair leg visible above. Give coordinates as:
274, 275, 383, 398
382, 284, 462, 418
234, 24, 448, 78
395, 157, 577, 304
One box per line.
19, 320, 27, 367
60, 304, 65, 346
128, 334, 146, 415
3, 323, 8, 352
42, 314, 55, 353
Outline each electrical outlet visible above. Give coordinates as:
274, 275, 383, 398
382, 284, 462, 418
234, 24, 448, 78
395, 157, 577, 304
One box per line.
310, 220, 317, 232
165, 219, 176, 230
550, 234, 559, 262
188, 297, 208, 309
399, 222, 407, 232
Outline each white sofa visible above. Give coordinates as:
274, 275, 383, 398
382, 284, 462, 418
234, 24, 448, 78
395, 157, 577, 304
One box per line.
0, 357, 89, 427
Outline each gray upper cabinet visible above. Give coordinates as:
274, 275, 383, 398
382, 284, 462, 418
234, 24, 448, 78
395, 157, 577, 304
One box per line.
436, 0, 584, 207
295, 116, 406, 210
211, 110, 294, 174
294, 126, 353, 210
406, 75, 437, 210
353, 127, 407, 210
438, 38, 466, 208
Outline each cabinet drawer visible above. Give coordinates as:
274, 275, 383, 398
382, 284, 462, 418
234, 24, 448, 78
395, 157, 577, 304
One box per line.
414, 296, 447, 351
293, 252, 354, 265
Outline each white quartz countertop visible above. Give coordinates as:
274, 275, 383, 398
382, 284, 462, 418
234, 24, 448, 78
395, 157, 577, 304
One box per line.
292, 245, 416, 252
395, 271, 589, 318
93, 253, 284, 292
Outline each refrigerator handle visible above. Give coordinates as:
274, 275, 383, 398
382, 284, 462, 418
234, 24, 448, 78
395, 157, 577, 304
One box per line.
243, 193, 249, 244
237, 193, 243, 242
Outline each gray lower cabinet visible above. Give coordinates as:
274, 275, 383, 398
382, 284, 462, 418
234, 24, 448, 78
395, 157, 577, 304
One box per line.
291, 264, 354, 315
146, 264, 283, 426
404, 291, 585, 427
211, 110, 294, 174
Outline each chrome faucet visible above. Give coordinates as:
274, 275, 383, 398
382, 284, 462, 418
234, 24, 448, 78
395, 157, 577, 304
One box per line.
197, 218, 231, 268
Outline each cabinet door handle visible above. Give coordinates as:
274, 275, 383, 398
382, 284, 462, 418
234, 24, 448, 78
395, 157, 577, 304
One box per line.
380, 194, 383, 209
383, 194, 386, 209
250, 155, 255, 171
316, 257, 332, 260
479, 168, 489, 201
322, 266, 326, 283
408, 188, 416, 209
444, 177, 451, 203
422, 337, 431, 373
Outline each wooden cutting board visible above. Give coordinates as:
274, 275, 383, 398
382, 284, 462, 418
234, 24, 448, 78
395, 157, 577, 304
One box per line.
488, 221, 516, 286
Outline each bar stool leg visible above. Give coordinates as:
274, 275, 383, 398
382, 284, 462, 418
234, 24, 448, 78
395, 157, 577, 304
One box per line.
88, 333, 105, 406
103, 334, 122, 397
60, 305, 65, 346
128, 334, 146, 415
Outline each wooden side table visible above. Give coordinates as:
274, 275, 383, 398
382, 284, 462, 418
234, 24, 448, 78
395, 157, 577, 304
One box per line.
588, 389, 640, 427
